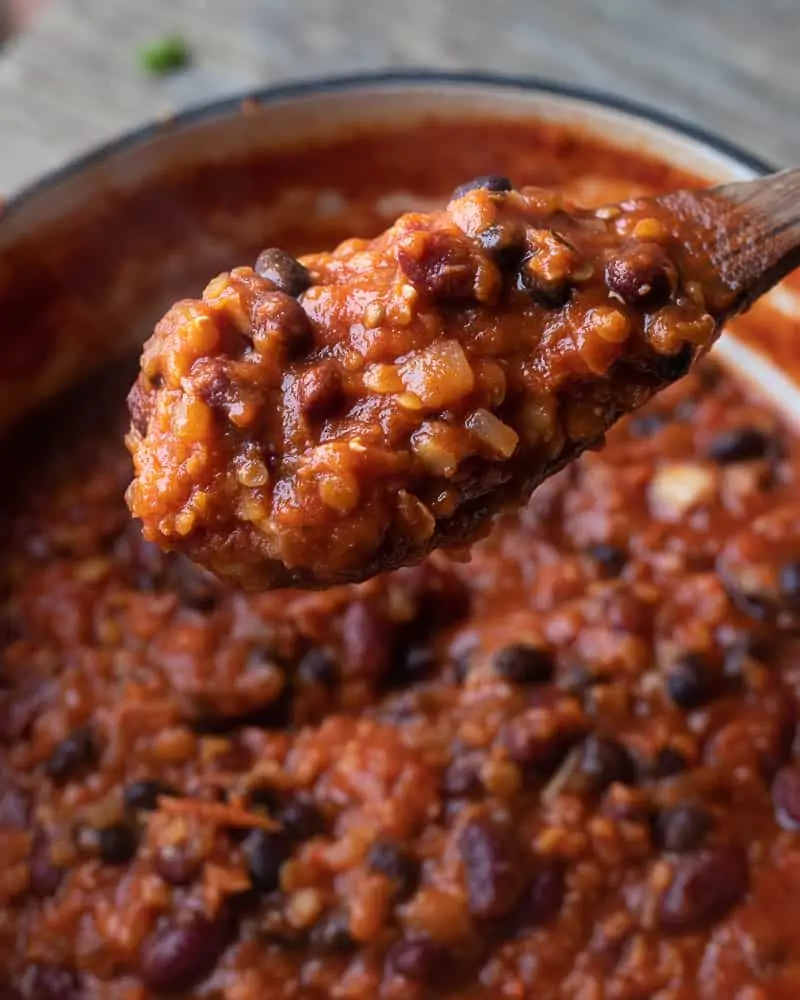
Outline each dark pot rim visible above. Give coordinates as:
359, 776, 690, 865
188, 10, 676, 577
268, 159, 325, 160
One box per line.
2, 69, 773, 224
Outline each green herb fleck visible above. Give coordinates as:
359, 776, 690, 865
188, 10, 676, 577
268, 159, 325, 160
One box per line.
140, 35, 191, 75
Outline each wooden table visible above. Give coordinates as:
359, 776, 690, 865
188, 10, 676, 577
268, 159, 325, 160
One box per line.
0, 0, 797, 196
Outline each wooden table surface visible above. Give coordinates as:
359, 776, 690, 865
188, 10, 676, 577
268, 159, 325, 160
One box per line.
0, 0, 797, 196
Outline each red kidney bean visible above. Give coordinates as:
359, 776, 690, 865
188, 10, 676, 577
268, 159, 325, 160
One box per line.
458, 815, 524, 919
138, 911, 232, 994
659, 845, 748, 932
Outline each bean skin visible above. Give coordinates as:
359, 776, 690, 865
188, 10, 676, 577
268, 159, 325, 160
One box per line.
138, 911, 232, 994
458, 815, 524, 919
659, 845, 748, 932
255, 248, 312, 297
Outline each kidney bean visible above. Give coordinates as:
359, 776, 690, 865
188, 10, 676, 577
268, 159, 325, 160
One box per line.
604, 242, 675, 305
341, 601, 394, 679
515, 861, 566, 929
458, 815, 524, 919
385, 937, 446, 982
659, 845, 748, 932
138, 911, 232, 994
397, 231, 477, 302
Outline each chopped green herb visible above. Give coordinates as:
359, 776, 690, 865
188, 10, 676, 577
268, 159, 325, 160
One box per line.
139, 35, 191, 75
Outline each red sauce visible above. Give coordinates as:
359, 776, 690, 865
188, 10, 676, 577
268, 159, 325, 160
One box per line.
1, 114, 799, 1000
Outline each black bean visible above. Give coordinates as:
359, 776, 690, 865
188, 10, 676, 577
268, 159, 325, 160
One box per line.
154, 846, 202, 887
139, 911, 232, 994
310, 911, 357, 953
587, 543, 628, 578
492, 643, 554, 685
707, 426, 772, 465
385, 937, 445, 982
297, 647, 338, 686
451, 174, 512, 199
605, 242, 674, 305
656, 803, 715, 853
98, 823, 139, 865
665, 653, 716, 709
477, 223, 525, 270
45, 726, 97, 782
458, 816, 524, 919
25, 965, 81, 1000
515, 861, 565, 929
244, 829, 292, 893
577, 734, 636, 792
342, 601, 394, 679
659, 845, 748, 932
391, 643, 436, 686
367, 839, 420, 901
651, 746, 690, 779
516, 251, 572, 307
638, 342, 695, 384
248, 784, 283, 815
123, 779, 176, 813
503, 715, 580, 777
255, 248, 312, 297
278, 796, 325, 841
772, 765, 800, 830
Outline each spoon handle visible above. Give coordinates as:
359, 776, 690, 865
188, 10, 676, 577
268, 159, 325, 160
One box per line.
659, 167, 800, 316
712, 167, 800, 305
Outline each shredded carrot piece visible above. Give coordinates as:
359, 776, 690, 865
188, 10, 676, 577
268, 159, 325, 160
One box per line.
157, 796, 277, 830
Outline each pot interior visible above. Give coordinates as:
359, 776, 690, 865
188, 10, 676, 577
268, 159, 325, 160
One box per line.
1, 77, 798, 433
